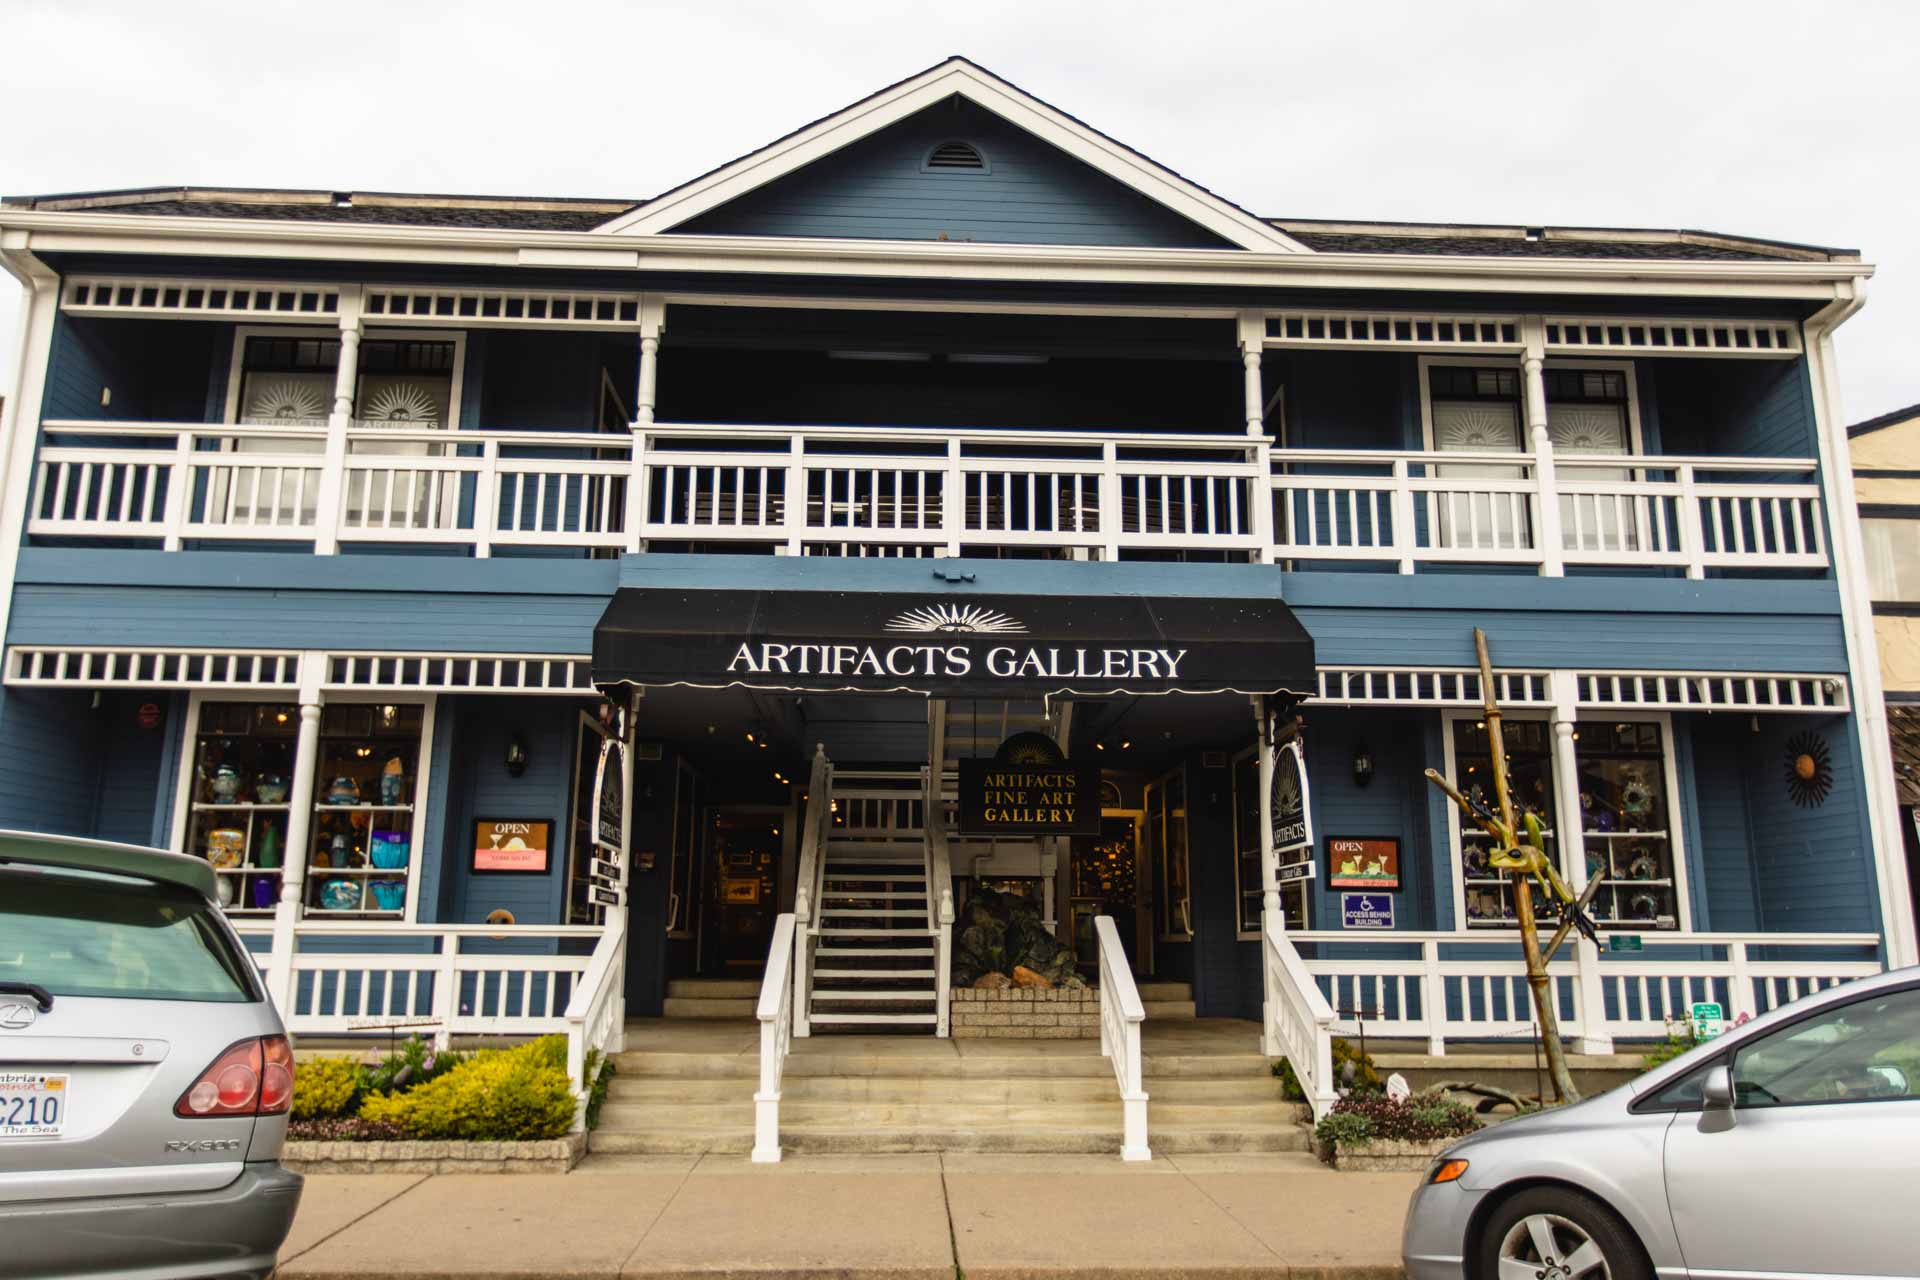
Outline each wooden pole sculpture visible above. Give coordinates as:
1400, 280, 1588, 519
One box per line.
1423, 629, 1587, 1105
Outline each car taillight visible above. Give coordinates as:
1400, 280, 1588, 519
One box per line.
176, 1036, 296, 1118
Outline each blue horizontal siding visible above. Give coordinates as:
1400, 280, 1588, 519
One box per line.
674, 98, 1234, 249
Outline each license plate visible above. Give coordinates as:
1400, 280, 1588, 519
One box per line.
0, 1072, 68, 1138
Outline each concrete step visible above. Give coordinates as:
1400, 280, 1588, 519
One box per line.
587, 1127, 755, 1155
810, 989, 938, 1001
808, 1011, 939, 1025
816, 946, 935, 956
611, 1048, 1278, 1083
1135, 982, 1195, 1001
1143, 1000, 1198, 1019
665, 978, 760, 999
813, 968, 937, 980
590, 1121, 1309, 1156
661, 996, 759, 1019
605, 1073, 1290, 1105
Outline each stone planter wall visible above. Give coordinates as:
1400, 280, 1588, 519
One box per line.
1320, 1135, 1455, 1172
950, 986, 1099, 1038
283, 1132, 586, 1174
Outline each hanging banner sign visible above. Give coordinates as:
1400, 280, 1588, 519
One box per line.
1271, 738, 1313, 854
958, 731, 1098, 836
592, 738, 626, 855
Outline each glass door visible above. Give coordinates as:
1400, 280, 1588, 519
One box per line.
1146, 766, 1191, 941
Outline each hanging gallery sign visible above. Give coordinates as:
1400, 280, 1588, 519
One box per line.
958, 731, 1098, 836
471, 818, 552, 874
592, 737, 626, 858
1327, 836, 1400, 891
1271, 738, 1313, 855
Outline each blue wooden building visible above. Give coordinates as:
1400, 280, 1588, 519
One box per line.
0, 59, 1909, 1147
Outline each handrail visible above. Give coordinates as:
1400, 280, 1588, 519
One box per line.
1262, 914, 1340, 1123
753, 911, 797, 1163
562, 912, 627, 1132
1094, 915, 1150, 1162
791, 744, 833, 1037
925, 770, 956, 1037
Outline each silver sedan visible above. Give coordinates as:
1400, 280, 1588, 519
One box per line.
1402, 965, 1920, 1280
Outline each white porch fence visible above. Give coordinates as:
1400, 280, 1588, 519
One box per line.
237, 920, 623, 1132
1284, 931, 1882, 1056
753, 912, 797, 1163
1094, 915, 1151, 1161
30, 420, 1829, 574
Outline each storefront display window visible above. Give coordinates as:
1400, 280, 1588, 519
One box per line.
187, 701, 298, 915
1452, 717, 1678, 931
304, 703, 425, 918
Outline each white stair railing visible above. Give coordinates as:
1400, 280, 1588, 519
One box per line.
1094, 915, 1150, 1162
1262, 913, 1340, 1122
562, 912, 627, 1133
790, 744, 833, 1037
753, 911, 797, 1163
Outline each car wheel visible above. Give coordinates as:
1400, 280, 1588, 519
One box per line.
1475, 1187, 1649, 1280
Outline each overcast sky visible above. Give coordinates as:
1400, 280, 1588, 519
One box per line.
4, 0, 1917, 422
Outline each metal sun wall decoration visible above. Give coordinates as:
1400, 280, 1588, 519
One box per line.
1784, 731, 1834, 807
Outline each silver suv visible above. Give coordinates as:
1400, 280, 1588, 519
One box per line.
0, 831, 302, 1280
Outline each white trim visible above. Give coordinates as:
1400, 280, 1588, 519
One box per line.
596, 59, 1307, 253
1543, 316, 1802, 359
62, 276, 342, 322
1265, 310, 1523, 354
1, 209, 1872, 301
564, 710, 614, 926
365, 284, 644, 331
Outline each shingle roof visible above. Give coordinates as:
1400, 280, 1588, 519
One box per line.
1849, 402, 1920, 438
2, 187, 1854, 262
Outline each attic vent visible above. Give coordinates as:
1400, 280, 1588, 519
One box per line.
923, 140, 988, 173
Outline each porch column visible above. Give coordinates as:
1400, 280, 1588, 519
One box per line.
313, 285, 363, 556
1253, 695, 1284, 1056
265, 653, 326, 1014
1238, 313, 1278, 564
626, 297, 665, 554
1548, 671, 1613, 1054
1522, 318, 1565, 577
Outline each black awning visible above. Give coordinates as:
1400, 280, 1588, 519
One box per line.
592, 588, 1315, 699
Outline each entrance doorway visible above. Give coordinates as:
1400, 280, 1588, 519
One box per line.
700, 806, 786, 975
1071, 811, 1147, 976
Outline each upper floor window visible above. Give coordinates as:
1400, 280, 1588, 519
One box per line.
235, 334, 458, 430
1862, 516, 1920, 602
1425, 363, 1635, 457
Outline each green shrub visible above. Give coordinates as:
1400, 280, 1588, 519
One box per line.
1314, 1110, 1377, 1148
1642, 1026, 1697, 1072
1271, 1057, 1304, 1100
360, 1038, 576, 1141
357, 1035, 464, 1096
292, 1056, 361, 1120
1314, 1088, 1477, 1149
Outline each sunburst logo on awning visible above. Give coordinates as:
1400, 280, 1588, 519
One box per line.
884, 603, 1027, 634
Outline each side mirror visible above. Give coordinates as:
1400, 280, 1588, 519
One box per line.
1701, 1064, 1734, 1112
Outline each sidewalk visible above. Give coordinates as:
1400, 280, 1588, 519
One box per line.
275, 1152, 1416, 1280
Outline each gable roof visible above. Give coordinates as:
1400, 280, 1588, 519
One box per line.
1850, 402, 1920, 439
593, 57, 1309, 252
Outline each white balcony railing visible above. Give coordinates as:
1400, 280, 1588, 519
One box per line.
1288, 931, 1881, 1054
30, 421, 1829, 575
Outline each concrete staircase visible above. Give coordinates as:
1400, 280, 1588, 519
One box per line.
591, 1024, 1311, 1156
1139, 980, 1197, 1020
661, 978, 759, 1019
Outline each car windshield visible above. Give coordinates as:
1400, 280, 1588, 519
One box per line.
0, 865, 258, 1002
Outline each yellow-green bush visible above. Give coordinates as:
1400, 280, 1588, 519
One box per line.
359, 1038, 575, 1140
292, 1056, 361, 1120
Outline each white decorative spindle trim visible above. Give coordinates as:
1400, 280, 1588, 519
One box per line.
1575, 670, 1848, 713
364, 287, 643, 328
1542, 317, 1802, 358
1315, 667, 1554, 708
1264, 311, 1523, 352
61, 278, 340, 320
324, 652, 595, 694
5, 647, 299, 689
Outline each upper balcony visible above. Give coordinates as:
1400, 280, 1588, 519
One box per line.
19, 280, 1834, 579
